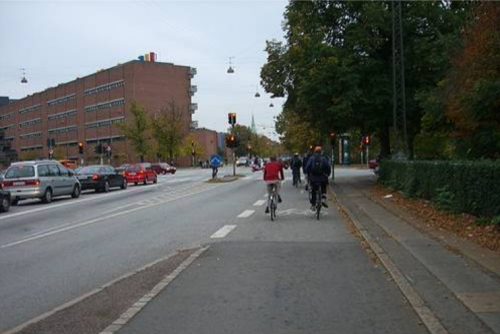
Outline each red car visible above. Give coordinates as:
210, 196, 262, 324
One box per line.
124, 163, 158, 185
151, 163, 176, 175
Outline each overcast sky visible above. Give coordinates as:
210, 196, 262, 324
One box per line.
0, 0, 287, 140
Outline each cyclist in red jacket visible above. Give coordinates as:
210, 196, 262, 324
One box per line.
263, 156, 284, 214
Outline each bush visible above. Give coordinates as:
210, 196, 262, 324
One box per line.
379, 160, 500, 217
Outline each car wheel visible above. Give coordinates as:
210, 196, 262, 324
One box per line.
121, 179, 128, 190
11, 199, 19, 206
134, 182, 138, 185
71, 185, 81, 198
42, 188, 52, 204
153, 176, 158, 184
0, 197, 10, 212
103, 180, 110, 193
161, 170, 167, 175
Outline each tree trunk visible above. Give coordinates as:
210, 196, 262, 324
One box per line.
378, 126, 391, 159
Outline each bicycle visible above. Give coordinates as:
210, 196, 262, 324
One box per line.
268, 183, 278, 221
315, 186, 322, 220
292, 169, 300, 187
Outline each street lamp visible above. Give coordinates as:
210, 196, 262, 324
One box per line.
227, 57, 235, 74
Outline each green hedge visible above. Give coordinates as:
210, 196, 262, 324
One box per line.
379, 160, 500, 217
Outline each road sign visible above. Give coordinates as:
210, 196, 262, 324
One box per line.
49, 149, 54, 155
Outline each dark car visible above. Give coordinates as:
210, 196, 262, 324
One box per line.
124, 163, 157, 185
151, 163, 176, 175
0, 189, 10, 212
76, 165, 127, 192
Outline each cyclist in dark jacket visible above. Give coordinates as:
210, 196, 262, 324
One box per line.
305, 146, 331, 210
290, 153, 302, 186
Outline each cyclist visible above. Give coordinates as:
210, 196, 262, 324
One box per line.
290, 153, 302, 186
263, 156, 284, 214
305, 146, 331, 211
302, 148, 313, 191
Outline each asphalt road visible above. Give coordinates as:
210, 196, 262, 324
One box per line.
0, 166, 427, 334
0, 166, 253, 332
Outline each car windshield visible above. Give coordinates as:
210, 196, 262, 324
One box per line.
78, 166, 102, 174
127, 165, 142, 172
5, 166, 35, 179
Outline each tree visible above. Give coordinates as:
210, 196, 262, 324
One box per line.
117, 102, 151, 162
181, 133, 204, 166
151, 100, 185, 161
442, 2, 500, 159
261, 1, 470, 159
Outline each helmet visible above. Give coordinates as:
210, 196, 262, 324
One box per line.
314, 146, 322, 153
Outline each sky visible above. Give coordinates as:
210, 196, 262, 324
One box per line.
0, 0, 287, 140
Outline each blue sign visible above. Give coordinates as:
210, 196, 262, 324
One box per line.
210, 154, 221, 168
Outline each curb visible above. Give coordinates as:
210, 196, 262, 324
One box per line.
331, 186, 450, 334
2, 248, 196, 334
98, 246, 209, 334
365, 189, 500, 278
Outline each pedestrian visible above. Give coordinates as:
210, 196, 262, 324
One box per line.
210, 154, 222, 179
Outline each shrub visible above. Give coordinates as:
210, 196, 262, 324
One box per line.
379, 160, 500, 217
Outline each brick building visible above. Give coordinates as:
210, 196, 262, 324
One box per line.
193, 128, 218, 164
0, 59, 198, 166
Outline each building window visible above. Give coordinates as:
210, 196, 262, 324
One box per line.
0, 112, 14, 121
0, 124, 15, 131
48, 125, 78, 134
84, 80, 124, 96
47, 94, 76, 107
19, 104, 42, 114
85, 116, 125, 129
19, 118, 42, 128
84, 98, 125, 112
20, 131, 42, 139
48, 109, 77, 121
20, 145, 43, 151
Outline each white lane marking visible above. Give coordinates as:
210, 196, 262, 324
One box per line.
0, 182, 169, 222
210, 225, 237, 239
237, 210, 255, 218
1, 205, 149, 249
253, 200, 266, 207
1, 183, 222, 249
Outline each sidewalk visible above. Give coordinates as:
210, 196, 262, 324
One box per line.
332, 173, 500, 334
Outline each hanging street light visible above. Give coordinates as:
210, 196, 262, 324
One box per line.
269, 103, 274, 108
254, 85, 260, 98
227, 57, 235, 74
20, 68, 28, 84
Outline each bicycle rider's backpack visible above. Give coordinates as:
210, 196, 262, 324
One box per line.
310, 155, 323, 176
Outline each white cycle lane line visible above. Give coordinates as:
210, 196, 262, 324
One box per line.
210, 225, 237, 239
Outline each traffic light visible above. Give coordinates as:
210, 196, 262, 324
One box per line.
228, 113, 236, 125
226, 134, 238, 148
329, 132, 336, 146
364, 135, 370, 145
78, 142, 84, 154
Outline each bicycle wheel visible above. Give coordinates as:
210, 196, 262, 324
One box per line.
270, 197, 276, 221
316, 189, 321, 220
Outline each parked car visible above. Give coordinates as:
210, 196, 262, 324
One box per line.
0, 169, 7, 189
59, 159, 78, 170
2, 160, 81, 205
124, 163, 157, 185
369, 155, 380, 169
151, 163, 176, 175
115, 164, 130, 176
76, 165, 127, 192
0, 189, 11, 212
236, 157, 249, 167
